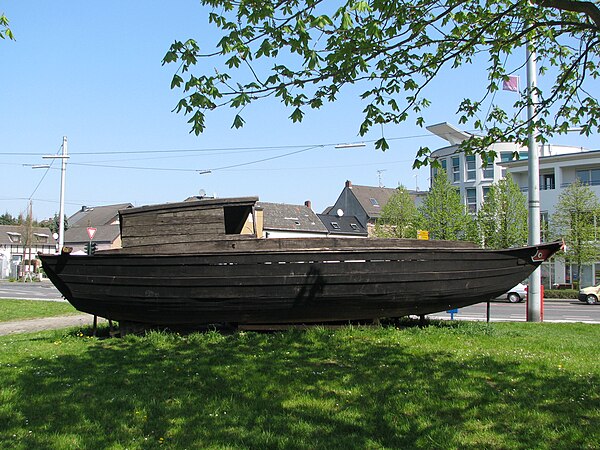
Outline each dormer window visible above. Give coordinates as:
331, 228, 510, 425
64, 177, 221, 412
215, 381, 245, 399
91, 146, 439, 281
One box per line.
34, 233, 49, 243
7, 232, 21, 243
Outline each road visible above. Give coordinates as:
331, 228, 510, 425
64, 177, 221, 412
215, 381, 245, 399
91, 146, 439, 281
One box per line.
1, 281, 600, 323
0, 280, 65, 301
428, 299, 600, 324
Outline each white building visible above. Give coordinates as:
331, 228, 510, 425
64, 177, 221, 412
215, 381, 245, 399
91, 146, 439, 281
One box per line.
504, 149, 600, 288
428, 122, 599, 287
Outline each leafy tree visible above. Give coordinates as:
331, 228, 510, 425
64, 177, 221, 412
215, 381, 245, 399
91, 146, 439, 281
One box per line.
38, 213, 69, 234
373, 185, 421, 238
477, 174, 528, 249
550, 178, 600, 283
0, 212, 19, 225
164, 0, 600, 165
0, 13, 14, 41
419, 170, 475, 241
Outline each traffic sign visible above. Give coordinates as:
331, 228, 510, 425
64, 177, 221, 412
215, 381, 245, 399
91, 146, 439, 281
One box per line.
87, 227, 97, 240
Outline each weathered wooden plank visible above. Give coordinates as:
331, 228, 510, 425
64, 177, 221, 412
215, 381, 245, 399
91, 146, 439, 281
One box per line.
123, 209, 224, 226
111, 237, 481, 255
122, 223, 225, 239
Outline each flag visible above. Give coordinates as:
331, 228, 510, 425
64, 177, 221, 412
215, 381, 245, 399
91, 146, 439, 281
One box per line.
502, 75, 519, 92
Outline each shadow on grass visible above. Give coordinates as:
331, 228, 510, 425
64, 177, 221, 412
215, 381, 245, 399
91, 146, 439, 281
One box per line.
1, 323, 599, 449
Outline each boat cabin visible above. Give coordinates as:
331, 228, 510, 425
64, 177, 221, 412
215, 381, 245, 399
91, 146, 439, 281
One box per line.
119, 196, 260, 248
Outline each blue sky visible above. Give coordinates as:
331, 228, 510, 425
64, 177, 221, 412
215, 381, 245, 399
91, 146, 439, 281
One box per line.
2, 1, 599, 221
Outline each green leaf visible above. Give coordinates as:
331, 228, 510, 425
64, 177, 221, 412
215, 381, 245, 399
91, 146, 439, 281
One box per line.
170, 74, 184, 89
290, 107, 304, 123
231, 114, 245, 129
374, 137, 389, 151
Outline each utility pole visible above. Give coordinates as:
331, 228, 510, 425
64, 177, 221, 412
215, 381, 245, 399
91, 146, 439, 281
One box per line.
526, 36, 542, 322
377, 169, 386, 188
21, 200, 33, 281
44, 136, 68, 251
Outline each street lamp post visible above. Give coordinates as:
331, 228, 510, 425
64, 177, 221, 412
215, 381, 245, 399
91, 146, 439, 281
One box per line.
43, 136, 69, 251
526, 38, 542, 322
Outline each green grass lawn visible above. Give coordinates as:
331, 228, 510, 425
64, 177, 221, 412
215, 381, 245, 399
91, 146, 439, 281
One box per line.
0, 299, 78, 322
0, 321, 598, 449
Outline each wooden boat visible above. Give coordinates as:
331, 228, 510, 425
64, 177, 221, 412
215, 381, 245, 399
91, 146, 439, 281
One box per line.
39, 197, 562, 327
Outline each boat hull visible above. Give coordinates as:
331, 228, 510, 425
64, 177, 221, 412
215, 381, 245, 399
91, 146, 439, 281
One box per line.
40, 240, 562, 325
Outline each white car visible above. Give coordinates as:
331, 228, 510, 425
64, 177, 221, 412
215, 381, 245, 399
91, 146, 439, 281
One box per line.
579, 285, 599, 304
496, 282, 528, 303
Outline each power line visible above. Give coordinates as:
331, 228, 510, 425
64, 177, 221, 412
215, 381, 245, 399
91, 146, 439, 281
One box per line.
0, 132, 438, 157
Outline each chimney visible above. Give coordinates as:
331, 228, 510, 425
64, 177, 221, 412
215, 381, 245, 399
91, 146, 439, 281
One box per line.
304, 200, 312, 210
345, 180, 352, 188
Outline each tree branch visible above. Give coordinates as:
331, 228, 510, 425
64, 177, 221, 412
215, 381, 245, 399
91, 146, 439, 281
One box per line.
536, 0, 600, 29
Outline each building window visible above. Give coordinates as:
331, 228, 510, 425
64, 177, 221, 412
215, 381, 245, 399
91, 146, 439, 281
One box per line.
541, 173, 555, 190
466, 155, 476, 180
541, 211, 550, 241
350, 223, 359, 231
519, 151, 528, 160
433, 159, 448, 179
369, 198, 380, 207
7, 232, 21, 243
482, 187, 491, 202
331, 222, 340, 229
452, 157, 460, 182
500, 152, 514, 162
466, 188, 477, 212
34, 233, 49, 243
576, 169, 600, 186
482, 156, 494, 179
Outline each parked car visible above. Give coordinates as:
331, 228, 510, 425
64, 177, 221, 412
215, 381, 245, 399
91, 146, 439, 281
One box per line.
578, 285, 599, 304
496, 282, 527, 303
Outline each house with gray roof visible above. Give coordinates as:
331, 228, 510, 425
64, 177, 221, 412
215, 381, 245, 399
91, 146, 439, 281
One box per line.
328, 180, 427, 234
0, 225, 56, 279
317, 213, 368, 238
65, 203, 133, 253
257, 201, 328, 238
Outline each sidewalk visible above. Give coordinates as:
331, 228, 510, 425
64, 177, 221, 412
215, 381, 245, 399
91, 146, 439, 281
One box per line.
0, 314, 105, 336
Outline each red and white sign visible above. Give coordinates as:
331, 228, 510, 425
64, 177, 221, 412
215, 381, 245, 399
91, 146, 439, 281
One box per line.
87, 227, 97, 240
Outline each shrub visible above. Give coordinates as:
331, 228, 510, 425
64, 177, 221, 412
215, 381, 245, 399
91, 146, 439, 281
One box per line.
544, 289, 578, 299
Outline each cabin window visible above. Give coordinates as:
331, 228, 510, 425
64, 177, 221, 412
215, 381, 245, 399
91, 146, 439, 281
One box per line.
7, 232, 21, 243
224, 205, 253, 234
369, 198, 380, 207
331, 222, 340, 229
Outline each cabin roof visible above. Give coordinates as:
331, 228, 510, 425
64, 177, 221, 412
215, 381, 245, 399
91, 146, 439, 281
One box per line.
121, 196, 259, 216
